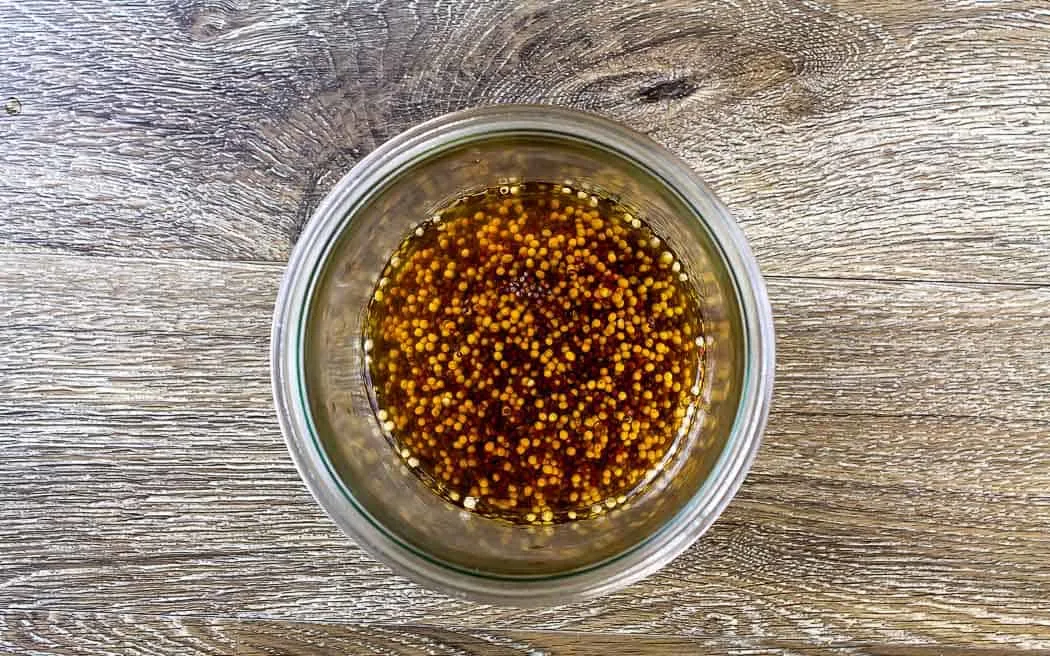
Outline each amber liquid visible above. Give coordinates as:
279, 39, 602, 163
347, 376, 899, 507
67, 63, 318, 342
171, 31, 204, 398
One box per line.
365, 182, 704, 524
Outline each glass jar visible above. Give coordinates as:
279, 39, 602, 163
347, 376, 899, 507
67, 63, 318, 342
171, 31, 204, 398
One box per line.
271, 105, 774, 605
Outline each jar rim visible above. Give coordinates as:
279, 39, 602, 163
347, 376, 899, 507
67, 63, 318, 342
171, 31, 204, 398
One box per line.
271, 104, 775, 605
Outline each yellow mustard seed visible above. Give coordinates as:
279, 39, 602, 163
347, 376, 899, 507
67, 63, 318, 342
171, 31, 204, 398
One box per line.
365, 182, 705, 524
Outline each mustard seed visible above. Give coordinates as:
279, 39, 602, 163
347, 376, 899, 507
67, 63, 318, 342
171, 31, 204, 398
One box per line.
365, 183, 704, 524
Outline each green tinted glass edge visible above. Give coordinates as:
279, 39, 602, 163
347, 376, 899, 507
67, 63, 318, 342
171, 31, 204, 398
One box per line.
292, 130, 756, 583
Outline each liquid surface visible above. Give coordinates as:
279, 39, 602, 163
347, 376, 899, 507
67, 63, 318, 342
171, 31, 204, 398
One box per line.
365, 182, 704, 524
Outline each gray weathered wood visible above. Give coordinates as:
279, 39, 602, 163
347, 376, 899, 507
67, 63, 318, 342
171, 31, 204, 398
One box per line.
6, 612, 1046, 656
0, 612, 704, 656
3, 255, 1048, 421
1, 255, 1048, 650
3, 0, 1050, 653
2, 1, 1049, 282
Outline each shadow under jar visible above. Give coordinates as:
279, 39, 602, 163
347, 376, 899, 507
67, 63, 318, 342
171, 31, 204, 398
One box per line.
271, 105, 774, 605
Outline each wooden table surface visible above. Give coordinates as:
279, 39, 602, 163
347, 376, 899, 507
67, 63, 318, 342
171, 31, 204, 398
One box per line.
3, 1, 1049, 654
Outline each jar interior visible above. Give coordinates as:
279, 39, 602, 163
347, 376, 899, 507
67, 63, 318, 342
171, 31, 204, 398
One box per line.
301, 134, 746, 578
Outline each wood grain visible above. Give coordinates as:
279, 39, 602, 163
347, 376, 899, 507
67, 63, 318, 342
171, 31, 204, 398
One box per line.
3, 0, 1050, 653
7, 612, 1049, 656
1, 254, 1048, 650
2, 254, 1047, 420
2, 1, 1049, 282
0, 612, 707, 656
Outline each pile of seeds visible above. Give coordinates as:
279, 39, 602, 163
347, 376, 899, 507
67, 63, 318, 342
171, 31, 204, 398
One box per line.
365, 182, 704, 524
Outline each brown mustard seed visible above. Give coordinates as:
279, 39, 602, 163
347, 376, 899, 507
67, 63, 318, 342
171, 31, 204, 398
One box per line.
365, 182, 704, 524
